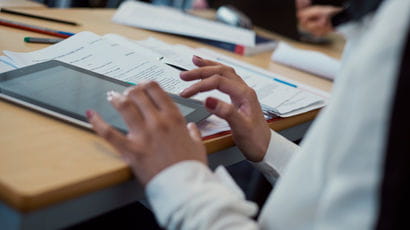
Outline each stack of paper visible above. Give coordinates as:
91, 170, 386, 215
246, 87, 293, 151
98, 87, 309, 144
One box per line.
271, 42, 341, 80
1, 31, 329, 137
112, 1, 255, 47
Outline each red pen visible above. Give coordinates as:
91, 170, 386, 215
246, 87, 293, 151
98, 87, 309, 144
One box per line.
0, 18, 74, 38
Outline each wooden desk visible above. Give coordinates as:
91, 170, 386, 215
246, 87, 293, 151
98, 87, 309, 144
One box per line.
0, 8, 340, 229
0, 0, 46, 8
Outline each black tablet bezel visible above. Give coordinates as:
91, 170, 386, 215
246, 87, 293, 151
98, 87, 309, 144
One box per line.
0, 60, 210, 132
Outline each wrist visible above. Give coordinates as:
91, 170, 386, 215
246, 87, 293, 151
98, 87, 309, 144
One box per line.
242, 126, 272, 162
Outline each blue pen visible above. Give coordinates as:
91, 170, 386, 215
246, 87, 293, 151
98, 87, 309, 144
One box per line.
215, 57, 298, 88
273, 78, 298, 88
58, 31, 75, 36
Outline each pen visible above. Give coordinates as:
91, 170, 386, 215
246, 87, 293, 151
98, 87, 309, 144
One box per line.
158, 56, 188, 71
165, 63, 188, 71
273, 78, 298, 88
24, 37, 64, 44
0, 18, 75, 38
214, 57, 298, 88
0, 8, 80, 26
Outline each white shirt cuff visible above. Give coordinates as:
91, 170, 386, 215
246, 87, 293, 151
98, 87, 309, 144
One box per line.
146, 160, 253, 227
250, 130, 299, 183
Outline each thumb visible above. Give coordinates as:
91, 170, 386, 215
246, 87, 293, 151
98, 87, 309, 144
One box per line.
205, 97, 241, 125
187, 122, 202, 143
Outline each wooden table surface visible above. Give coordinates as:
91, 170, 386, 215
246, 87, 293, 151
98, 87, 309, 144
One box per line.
0, 8, 341, 212
0, 0, 46, 8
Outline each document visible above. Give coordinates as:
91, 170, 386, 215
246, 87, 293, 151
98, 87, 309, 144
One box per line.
271, 42, 341, 80
112, 1, 255, 46
197, 115, 230, 138
0, 56, 17, 73
136, 37, 198, 70
127, 39, 328, 117
4, 32, 192, 94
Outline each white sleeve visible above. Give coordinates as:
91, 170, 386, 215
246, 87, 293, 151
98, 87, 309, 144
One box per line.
146, 160, 259, 230
250, 130, 300, 184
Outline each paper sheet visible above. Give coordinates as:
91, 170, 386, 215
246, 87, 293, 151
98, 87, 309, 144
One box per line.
271, 42, 341, 80
0, 56, 17, 73
121, 39, 320, 115
197, 115, 230, 137
112, 1, 255, 46
136, 37, 198, 70
4, 32, 192, 94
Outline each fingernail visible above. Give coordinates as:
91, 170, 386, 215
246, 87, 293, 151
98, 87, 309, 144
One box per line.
86, 109, 95, 120
193, 55, 203, 65
107, 91, 114, 101
193, 55, 203, 60
121, 154, 132, 165
179, 88, 186, 95
123, 88, 132, 96
107, 90, 121, 101
205, 97, 218, 110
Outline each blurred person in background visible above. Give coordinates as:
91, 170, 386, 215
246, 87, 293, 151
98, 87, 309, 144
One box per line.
296, 0, 348, 37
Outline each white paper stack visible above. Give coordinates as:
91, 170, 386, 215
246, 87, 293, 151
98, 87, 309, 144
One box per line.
0, 56, 17, 73
112, 1, 255, 46
271, 42, 341, 80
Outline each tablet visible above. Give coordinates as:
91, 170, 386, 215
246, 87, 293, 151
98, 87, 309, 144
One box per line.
0, 60, 210, 133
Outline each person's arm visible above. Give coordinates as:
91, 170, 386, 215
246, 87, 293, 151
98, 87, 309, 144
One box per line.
146, 161, 259, 229
87, 57, 296, 229
86, 81, 263, 229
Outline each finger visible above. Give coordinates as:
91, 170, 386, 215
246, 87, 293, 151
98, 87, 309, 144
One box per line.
318, 17, 329, 27
306, 22, 327, 36
108, 90, 144, 131
297, 8, 314, 21
304, 21, 321, 35
180, 75, 246, 100
187, 122, 202, 143
180, 65, 227, 81
300, 13, 320, 25
144, 81, 179, 113
126, 84, 159, 120
192, 55, 220, 67
204, 97, 242, 125
86, 110, 129, 153
298, 7, 322, 22
120, 154, 133, 165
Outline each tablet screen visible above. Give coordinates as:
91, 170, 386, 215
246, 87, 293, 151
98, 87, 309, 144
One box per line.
1, 65, 197, 132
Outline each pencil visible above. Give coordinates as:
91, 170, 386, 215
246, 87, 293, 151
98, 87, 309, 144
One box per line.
165, 63, 188, 71
0, 18, 74, 38
0, 8, 79, 26
24, 37, 64, 44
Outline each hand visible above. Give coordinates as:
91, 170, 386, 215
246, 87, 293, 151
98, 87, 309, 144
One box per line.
180, 56, 271, 162
295, 0, 311, 10
87, 81, 207, 186
298, 5, 342, 37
